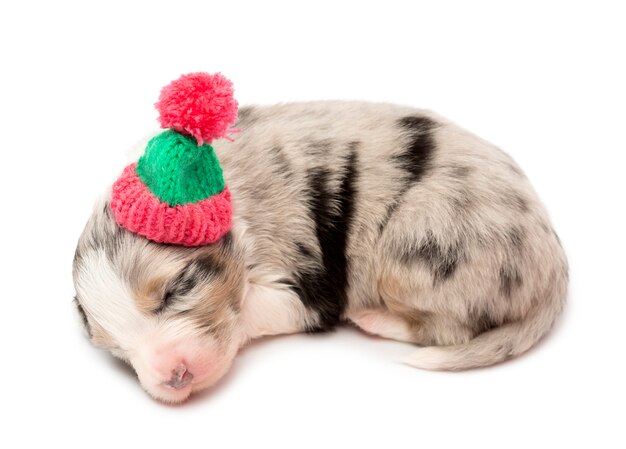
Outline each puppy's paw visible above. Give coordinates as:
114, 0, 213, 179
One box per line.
349, 309, 416, 343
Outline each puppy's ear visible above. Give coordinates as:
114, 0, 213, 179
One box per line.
73, 295, 118, 350
73, 296, 92, 338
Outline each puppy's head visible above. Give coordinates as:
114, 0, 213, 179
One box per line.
72, 199, 245, 403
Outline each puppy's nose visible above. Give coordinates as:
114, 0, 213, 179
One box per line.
164, 364, 194, 389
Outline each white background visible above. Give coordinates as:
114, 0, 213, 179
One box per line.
1, 1, 624, 447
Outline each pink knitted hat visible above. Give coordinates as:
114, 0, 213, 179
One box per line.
110, 72, 239, 246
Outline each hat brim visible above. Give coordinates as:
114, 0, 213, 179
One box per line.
111, 163, 232, 246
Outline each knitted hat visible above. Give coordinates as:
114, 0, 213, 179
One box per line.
110, 72, 239, 246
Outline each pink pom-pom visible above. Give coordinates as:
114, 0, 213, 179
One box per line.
156, 72, 239, 145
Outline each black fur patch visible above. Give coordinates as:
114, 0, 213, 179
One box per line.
393, 116, 437, 183
499, 265, 523, 298
399, 231, 463, 284
379, 116, 437, 235
294, 144, 359, 331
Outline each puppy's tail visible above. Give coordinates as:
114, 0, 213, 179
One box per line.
403, 280, 566, 371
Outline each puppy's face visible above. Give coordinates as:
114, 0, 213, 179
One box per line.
72, 200, 245, 403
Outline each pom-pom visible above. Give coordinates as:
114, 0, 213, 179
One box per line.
156, 72, 238, 145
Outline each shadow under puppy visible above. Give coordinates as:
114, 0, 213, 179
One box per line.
73, 73, 568, 403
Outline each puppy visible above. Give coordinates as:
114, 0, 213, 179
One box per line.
73, 101, 568, 403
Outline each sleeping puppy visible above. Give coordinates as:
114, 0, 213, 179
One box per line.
73, 101, 568, 403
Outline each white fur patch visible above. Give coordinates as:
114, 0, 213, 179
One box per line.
240, 268, 312, 339
74, 251, 150, 351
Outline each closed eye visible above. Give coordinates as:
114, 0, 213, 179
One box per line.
154, 254, 223, 314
